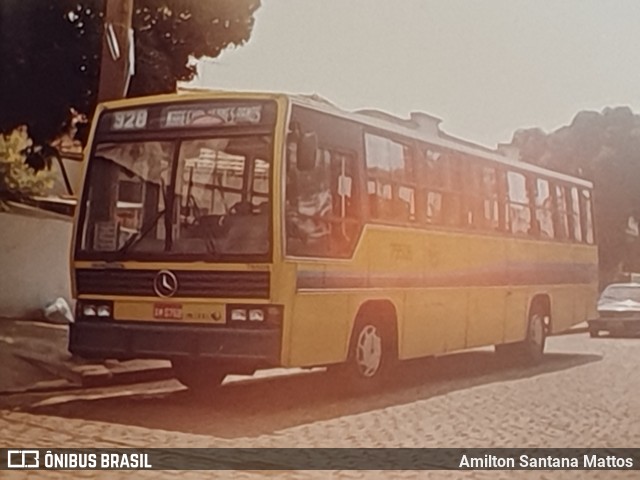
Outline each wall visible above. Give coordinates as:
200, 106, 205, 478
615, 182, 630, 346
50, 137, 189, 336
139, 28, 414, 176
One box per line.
0, 205, 73, 319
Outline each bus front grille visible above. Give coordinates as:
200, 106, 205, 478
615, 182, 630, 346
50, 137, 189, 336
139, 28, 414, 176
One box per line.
75, 269, 270, 299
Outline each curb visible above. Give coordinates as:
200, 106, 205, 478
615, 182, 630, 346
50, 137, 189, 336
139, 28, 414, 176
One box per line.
0, 318, 175, 395
0, 359, 174, 396
77, 361, 174, 388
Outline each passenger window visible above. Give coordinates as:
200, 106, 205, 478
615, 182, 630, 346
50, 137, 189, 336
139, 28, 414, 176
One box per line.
419, 149, 464, 227
569, 187, 583, 242
479, 166, 500, 230
425, 190, 443, 224
420, 148, 445, 224
398, 185, 416, 220
581, 189, 595, 244
365, 133, 415, 223
443, 154, 464, 226
554, 185, 570, 240
535, 178, 555, 238
507, 171, 532, 235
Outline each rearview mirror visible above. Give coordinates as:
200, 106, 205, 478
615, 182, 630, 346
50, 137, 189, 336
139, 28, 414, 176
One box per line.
297, 132, 318, 171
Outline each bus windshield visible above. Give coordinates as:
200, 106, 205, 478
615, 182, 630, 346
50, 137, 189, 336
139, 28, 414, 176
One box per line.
77, 135, 272, 260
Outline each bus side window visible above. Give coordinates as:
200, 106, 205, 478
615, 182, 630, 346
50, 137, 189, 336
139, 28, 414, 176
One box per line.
480, 166, 500, 230
440, 153, 464, 227
420, 148, 445, 225
553, 184, 570, 240
507, 171, 532, 235
535, 178, 555, 239
569, 187, 583, 242
418, 148, 470, 228
396, 143, 416, 222
463, 161, 489, 229
496, 169, 509, 232
581, 189, 595, 244
364, 133, 415, 223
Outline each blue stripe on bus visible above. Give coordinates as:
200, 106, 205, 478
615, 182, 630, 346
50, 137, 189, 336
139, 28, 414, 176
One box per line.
296, 262, 597, 290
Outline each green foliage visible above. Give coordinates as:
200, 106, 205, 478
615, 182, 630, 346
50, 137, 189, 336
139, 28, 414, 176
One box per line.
510, 107, 640, 280
0, 0, 261, 146
130, 0, 261, 96
0, 128, 54, 207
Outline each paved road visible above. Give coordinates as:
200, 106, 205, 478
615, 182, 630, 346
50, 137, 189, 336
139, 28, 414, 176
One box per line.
1, 333, 639, 479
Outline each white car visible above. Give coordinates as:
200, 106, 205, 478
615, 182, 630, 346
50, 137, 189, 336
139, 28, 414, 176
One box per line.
588, 283, 640, 337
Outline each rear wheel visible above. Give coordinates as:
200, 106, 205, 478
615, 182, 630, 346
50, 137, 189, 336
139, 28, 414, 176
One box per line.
520, 310, 547, 363
495, 306, 547, 364
171, 358, 227, 394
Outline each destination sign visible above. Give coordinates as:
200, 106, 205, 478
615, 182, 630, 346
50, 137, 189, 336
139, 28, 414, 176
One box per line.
100, 101, 273, 133
162, 105, 262, 128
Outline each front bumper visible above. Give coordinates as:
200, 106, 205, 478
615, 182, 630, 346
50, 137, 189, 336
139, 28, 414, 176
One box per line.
69, 319, 282, 366
588, 317, 640, 336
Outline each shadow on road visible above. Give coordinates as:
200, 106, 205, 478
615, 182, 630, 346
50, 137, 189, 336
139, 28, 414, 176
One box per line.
24, 348, 601, 439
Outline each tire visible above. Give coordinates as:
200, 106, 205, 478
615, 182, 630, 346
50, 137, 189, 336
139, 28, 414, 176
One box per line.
517, 307, 547, 364
345, 315, 398, 387
496, 307, 547, 364
171, 358, 227, 394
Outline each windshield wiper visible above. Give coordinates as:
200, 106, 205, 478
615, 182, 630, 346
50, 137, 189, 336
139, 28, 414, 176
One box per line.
115, 208, 166, 257
116, 179, 169, 257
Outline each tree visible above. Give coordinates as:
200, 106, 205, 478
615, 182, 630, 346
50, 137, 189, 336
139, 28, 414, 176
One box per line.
510, 107, 640, 281
129, 0, 260, 97
0, 127, 53, 207
0, 0, 261, 163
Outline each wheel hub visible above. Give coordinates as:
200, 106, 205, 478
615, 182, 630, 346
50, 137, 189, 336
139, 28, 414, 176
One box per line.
356, 325, 382, 377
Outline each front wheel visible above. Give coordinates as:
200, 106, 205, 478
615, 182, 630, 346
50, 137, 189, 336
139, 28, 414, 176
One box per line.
354, 324, 385, 378
171, 358, 227, 394
343, 317, 397, 388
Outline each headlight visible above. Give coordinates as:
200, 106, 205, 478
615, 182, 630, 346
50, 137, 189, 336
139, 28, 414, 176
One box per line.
249, 309, 265, 322
231, 308, 247, 321
79, 301, 113, 319
227, 304, 283, 325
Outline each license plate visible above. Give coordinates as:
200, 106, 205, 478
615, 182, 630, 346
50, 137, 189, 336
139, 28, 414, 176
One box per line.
153, 303, 183, 320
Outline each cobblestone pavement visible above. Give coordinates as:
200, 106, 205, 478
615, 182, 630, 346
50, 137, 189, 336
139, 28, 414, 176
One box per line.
1, 333, 639, 479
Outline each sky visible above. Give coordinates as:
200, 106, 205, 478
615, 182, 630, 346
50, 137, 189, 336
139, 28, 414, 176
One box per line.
191, 0, 640, 148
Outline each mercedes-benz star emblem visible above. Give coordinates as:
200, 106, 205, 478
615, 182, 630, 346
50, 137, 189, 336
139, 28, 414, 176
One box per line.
153, 270, 178, 298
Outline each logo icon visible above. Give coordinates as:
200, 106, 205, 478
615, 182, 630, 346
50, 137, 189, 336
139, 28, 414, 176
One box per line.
8, 450, 40, 469
153, 270, 178, 298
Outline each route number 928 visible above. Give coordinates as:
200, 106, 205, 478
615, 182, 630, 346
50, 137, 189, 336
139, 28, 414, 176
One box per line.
112, 109, 148, 130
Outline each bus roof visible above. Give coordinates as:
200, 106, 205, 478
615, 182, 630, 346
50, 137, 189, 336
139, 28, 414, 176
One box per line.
101, 89, 593, 188
288, 93, 593, 188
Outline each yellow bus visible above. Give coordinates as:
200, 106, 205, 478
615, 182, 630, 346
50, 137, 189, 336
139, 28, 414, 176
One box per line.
69, 91, 598, 391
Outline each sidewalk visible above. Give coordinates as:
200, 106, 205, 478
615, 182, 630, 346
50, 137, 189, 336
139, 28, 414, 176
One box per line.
0, 319, 173, 394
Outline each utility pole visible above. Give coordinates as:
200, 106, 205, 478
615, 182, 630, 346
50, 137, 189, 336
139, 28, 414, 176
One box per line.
97, 0, 135, 103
